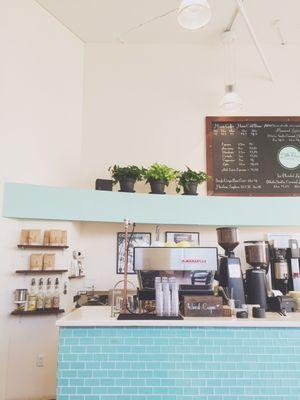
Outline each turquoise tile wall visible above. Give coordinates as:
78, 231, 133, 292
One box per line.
57, 327, 300, 400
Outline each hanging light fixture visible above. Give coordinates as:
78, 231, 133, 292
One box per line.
220, 30, 243, 113
177, 0, 211, 30
220, 84, 243, 112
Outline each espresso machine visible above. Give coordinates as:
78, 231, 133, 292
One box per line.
244, 241, 269, 309
216, 227, 245, 307
133, 247, 218, 302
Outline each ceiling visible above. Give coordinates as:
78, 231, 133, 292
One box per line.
35, 0, 300, 45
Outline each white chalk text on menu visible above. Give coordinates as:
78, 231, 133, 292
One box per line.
206, 117, 300, 196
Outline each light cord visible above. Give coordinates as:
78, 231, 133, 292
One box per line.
117, 8, 178, 44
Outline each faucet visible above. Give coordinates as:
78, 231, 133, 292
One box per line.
111, 279, 135, 317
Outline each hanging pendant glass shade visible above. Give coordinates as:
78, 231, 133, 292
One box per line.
177, 0, 211, 30
220, 84, 243, 113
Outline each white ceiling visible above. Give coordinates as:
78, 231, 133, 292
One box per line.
35, 0, 300, 45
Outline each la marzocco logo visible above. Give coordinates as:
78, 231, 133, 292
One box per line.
181, 259, 207, 264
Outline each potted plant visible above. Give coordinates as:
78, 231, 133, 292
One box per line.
144, 163, 177, 194
108, 165, 145, 193
176, 167, 210, 195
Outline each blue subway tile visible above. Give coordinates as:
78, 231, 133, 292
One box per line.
76, 387, 91, 395
57, 326, 300, 400
79, 337, 95, 345
60, 328, 73, 338
61, 370, 77, 378
64, 337, 79, 346
69, 378, 84, 386
78, 353, 94, 362
77, 369, 93, 378
84, 378, 100, 386
63, 354, 78, 362
69, 362, 85, 370
61, 387, 76, 395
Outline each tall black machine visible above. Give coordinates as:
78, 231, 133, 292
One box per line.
216, 227, 245, 306
244, 241, 269, 309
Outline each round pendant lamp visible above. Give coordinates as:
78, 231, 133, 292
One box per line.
177, 0, 212, 30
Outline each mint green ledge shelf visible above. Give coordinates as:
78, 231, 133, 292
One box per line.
3, 182, 300, 226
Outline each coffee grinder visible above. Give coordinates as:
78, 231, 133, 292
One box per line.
270, 242, 295, 294
271, 248, 289, 294
288, 239, 300, 291
216, 227, 245, 307
244, 241, 269, 309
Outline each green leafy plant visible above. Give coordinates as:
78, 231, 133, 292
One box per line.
108, 165, 145, 185
176, 166, 210, 193
143, 163, 177, 186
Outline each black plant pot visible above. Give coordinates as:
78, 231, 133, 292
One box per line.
183, 182, 199, 196
119, 177, 136, 193
149, 179, 166, 194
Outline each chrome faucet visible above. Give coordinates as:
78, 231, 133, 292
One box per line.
111, 279, 135, 317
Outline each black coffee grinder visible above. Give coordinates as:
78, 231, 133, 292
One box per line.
244, 241, 269, 309
216, 227, 245, 307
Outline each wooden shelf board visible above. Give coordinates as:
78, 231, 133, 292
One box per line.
17, 245, 69, 250
15, 269, 68, 274
11, 309, 65, 316
68, 275, 85, 280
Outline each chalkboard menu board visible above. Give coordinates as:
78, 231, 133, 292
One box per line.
206, 117, 300, 196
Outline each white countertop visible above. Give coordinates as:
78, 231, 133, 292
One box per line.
56, 306, 300, 328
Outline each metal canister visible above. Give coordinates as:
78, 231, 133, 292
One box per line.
15, 289, 28, 302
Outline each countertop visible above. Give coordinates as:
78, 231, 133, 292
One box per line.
56, 306, 300, 328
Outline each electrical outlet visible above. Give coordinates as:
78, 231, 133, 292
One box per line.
36, 354, 44, 367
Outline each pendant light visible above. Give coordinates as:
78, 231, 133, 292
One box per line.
220, 84, 243, 113
220, 30, 243, 113
177, 0, 211, 30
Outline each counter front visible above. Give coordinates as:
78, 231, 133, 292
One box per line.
57, 307, 300, 400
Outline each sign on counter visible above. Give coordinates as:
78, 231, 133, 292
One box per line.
206, 116, 300, 196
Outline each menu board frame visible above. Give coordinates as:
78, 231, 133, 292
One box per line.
206, 116, 300, 197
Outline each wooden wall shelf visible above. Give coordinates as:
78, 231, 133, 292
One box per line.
4, 182, 300, 226
11, 309, 65, 316
15, 269, 68, 275
68, 275, 85, 280
17, 245, 69, 250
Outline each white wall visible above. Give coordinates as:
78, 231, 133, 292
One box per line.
81, 42, 300, 189
0, 1, 84, 398
80, 42, 300, 290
